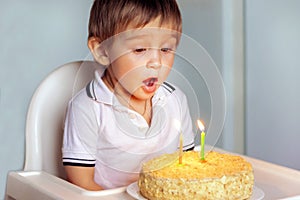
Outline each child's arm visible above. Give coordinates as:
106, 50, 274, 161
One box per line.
64, 166, 103, 191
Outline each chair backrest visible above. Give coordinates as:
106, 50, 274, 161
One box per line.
24, 61, 98, 179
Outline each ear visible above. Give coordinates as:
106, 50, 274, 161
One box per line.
88, 37, 110, 66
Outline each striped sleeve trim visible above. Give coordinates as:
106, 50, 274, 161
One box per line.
184, 146, 195, 152
63, 157, 96, 167
183, 142, 195, 151
63, 162, 95, 167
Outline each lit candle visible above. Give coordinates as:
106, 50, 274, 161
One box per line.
174, 119, 183, 164
197, 119, 206, 161
179, 133, 183, 164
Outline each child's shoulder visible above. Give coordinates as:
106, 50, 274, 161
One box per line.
161, 81, 186, 97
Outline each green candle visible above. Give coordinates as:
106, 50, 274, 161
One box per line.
201, 131, 206, 160
197, 120, 206, 160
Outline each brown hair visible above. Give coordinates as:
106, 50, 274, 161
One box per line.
88, 0, 182, 43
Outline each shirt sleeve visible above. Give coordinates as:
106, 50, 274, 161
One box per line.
62, 90, 99, 167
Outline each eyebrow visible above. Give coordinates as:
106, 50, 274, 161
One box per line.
123, 30, 179, 41
124, 34, 179, 43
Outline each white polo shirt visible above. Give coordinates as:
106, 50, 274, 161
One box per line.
62, 67, 194, 189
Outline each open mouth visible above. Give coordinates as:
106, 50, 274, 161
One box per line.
143, 77, 158, 87
142, 77, 158, 93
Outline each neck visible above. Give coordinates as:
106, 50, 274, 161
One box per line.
102, 68, 152, 124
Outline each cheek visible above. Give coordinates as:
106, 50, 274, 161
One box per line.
111, 62, 144, 92
163, 53, 175, 67
159, 66, 172, 82
110, 56, 134, 79
160, 56, 174, 77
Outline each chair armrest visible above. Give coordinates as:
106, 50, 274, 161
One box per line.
5, 171, 130, 200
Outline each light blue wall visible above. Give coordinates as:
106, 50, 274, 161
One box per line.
0, 0, 92, 197
178, 0, 223, 147
245, 0, 300, 170
0, 0, 224, 198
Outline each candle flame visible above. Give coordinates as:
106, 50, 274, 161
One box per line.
173, 119, 181, 131
197, 119, 205, 132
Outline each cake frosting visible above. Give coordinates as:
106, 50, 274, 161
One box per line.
138, 151, 254, 200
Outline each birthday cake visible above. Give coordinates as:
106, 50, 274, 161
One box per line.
138, 151, 254, 200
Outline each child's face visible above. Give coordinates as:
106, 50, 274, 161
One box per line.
106, 19, 180, 100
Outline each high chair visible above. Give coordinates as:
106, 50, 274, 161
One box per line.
5, 61, 130, 200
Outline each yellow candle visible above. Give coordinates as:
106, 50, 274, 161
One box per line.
197, 119, 206, 161
173, 119, 183, 165
179, 133, 183, 164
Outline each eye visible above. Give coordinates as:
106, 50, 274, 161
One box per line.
161, 48, 174, 53
133, 48, 147, 53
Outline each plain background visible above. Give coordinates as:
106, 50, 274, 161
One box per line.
1, 0, 300, 198
0, 1, 92, 197
245, 0, 300, 170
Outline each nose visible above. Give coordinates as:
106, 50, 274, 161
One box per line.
146, 48, 161, 69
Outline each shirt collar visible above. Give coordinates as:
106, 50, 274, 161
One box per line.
93, 68, 114, 105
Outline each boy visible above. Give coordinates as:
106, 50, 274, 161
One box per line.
62, 0, 194, 190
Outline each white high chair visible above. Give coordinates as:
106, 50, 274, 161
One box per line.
5, 61, 130, 200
